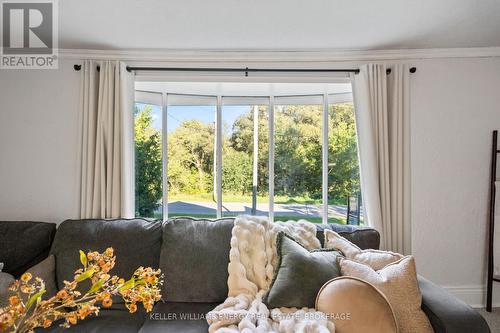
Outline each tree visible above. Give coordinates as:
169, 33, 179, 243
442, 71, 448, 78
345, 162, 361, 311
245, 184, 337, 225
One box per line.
167, 120, 215, 194
328, 103, 360, 201
230, 107, 269, 193
274, 105, 323, 198
228, 103, 359, 203
134, 101, 360, 211
222, 149, 252, 195
134, 105, 162, 217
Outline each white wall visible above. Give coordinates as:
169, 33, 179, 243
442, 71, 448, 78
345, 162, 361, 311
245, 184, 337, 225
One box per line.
1, 55, 500, 306
0, 59, 81, 222
410, 57, 500, 306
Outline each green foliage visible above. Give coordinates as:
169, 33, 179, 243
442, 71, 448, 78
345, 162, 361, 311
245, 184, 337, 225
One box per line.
134, 102, 360, 216
167, 120, 215, 195
230, 107, 269, 192
222, 149, 253, 195
134, 105, 162, 217
328, 104, 360, 200
273, 105, 323, 198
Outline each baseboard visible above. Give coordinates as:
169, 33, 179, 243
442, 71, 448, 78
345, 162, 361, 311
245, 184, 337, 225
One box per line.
443, 285, 500, 308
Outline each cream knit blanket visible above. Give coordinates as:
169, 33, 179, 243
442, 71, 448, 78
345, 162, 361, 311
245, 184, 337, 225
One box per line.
206, 215, 335, 333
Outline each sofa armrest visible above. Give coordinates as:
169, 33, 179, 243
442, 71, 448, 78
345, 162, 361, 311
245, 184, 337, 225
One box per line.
418, 276, 490, 333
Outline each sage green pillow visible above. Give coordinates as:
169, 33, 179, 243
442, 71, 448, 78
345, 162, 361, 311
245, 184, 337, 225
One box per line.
264, 232, 342, 309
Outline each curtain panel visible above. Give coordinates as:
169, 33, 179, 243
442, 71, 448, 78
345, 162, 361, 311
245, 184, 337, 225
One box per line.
78, 60, 134, 219
352, 64, 411, 254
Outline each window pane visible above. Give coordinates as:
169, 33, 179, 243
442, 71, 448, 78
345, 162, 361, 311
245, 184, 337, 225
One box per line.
166, 98, 217, 219
221, 104, 269, 217
328, 102, 363, 225
134, 102, 163, 219
274, 103, 323, 223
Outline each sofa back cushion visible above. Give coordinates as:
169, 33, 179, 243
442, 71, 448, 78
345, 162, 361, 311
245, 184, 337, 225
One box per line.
0, 221, 56, 277
50, 219, 162, 292
315, 223, 380, 250
160, 217, 234, 303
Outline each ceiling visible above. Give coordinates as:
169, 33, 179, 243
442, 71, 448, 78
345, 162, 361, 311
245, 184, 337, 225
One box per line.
60, 0, 500, 51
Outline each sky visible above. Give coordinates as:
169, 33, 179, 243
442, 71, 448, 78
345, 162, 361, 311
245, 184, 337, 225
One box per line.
136, 103, 253, 133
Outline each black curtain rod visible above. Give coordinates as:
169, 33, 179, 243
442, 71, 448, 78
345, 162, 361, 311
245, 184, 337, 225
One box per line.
125, 66, 362, 75
73, 64, 417, 75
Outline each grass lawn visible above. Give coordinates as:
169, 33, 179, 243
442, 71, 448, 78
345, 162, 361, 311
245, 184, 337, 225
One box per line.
169, 193, 347, 206
151, 193, 351, 224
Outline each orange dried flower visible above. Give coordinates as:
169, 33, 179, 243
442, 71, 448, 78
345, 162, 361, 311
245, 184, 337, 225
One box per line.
67, 314, 78, 325
20, 272, 32, 282
0, 247, 163, 333
43, 319, 52, 328
102, 297, 113, 308
0, 313, 14, 326
8, 296, 20, 306
20, 284, 33, 294
105, 247, 114, 257
57, 289, 68, 299
128, 303, 137, 313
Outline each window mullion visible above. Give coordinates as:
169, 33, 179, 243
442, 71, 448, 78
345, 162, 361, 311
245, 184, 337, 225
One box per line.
322, 94, 329, 224
268, 96, 275, 222
216, 95, 223, 218
252, 105, 259, 215
162, 93, 169, 222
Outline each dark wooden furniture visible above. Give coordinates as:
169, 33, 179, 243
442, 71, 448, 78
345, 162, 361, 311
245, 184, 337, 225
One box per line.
486, 130, 499, 312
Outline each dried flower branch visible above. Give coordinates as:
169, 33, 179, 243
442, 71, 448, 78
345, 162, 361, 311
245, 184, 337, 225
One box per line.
0, 248, 163, 333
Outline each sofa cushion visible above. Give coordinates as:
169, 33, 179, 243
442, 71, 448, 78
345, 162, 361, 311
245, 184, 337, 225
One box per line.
37, 309, 147, 333
26, 255, 58, 300
50, 219, 162, 308
263, 232, 342, 309
324, 229, 402, 270
139, 302, 218, 333
315, 276, 397, 333
0, 272, 15, 307
0, 221, 56, 277
340, 256, 434, 333
316, 223, 380, 250
160, 218, 233, 303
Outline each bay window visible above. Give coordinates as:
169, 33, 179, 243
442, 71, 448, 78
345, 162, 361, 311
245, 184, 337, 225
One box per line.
134, 83, 361, 224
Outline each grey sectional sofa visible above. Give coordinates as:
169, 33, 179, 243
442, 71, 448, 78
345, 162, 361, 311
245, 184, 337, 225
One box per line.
0, 218, 490, 333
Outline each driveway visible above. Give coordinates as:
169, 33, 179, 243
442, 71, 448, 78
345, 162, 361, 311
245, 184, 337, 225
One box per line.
166, 201, 351, 219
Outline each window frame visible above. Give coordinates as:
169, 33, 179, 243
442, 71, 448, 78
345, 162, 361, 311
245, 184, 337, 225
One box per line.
134, 90, 355, 224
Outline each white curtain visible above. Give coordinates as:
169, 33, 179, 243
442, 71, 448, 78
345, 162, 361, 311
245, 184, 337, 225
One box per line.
352, 64, 411, 254
78, 60, 135, 219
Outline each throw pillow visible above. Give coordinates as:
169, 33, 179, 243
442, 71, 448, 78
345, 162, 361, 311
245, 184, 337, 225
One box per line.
0, 256, 57, 308
324, 229, 403, 270
339, 256, 433, 333
315, 276, 397, 333
263, 232, 342, 308
26, 255, 57, 299
0, 272, 15, 307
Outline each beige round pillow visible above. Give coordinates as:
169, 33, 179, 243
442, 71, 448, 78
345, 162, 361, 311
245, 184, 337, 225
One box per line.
315, 276, 398, 333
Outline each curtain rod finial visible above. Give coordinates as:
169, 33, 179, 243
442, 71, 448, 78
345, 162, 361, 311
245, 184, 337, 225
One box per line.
74, 64, 81, 71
